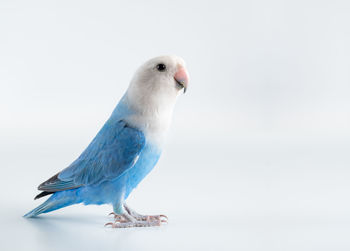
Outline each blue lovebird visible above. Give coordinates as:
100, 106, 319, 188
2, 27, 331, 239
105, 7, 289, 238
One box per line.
24, 55, 189, 228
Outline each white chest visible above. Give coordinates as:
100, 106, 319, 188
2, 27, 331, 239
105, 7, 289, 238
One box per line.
126, 111, 172, 147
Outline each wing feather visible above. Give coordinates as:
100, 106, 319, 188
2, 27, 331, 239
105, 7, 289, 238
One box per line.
37, 120, 145, 194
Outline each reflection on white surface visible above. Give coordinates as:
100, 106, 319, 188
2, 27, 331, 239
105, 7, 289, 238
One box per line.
4, 204, 350, 251
1, 140, 350, 251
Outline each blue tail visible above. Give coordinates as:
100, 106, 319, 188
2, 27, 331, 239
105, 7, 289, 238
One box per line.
23, 191, 78, 218
23, 198, 54, 218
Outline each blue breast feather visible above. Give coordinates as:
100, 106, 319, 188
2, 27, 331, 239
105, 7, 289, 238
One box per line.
23, 96, 163, 218
38, 96, 162, 205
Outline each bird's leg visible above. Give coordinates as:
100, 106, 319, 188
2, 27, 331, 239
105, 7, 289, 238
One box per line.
105, 204, 167, 228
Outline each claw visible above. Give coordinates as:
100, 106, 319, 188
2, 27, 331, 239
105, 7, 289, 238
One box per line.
104, 222, 114, 227
159, 215, 168, 220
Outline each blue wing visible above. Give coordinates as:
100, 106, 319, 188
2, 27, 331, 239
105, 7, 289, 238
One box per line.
38, 120, 145, 193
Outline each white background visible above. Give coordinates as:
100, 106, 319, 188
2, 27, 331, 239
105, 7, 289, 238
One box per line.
1, 0, 350, 250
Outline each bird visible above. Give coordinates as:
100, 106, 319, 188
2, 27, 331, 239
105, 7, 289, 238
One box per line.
24, 55, 189, 228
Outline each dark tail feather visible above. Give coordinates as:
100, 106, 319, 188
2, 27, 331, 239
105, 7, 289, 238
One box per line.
34, 191, 54, 200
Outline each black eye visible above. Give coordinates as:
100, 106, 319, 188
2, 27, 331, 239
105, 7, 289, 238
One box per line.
156, 63, 166, 72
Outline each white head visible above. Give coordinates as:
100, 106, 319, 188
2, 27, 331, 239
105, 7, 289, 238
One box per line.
125, 55, 189, 142
126, 55, 189, 115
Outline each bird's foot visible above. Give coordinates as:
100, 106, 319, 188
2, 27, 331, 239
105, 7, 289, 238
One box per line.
124, 203, 168, 222
106, 204, 168, 228
134, 214, 168, 222
105, 213, 167, 228
109, 211, 168, 222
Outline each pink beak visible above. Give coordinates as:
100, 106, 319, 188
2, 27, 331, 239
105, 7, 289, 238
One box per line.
174, 67, 189, 93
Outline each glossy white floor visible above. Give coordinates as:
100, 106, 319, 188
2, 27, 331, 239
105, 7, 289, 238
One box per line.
1, 139, 350, 251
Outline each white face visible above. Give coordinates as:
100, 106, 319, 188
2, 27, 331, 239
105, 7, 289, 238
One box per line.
125, 55, 189, 143
127, 55, 189, 115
